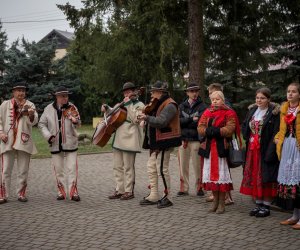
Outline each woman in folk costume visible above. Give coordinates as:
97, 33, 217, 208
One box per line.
198, 91, 239, 214
275, 82, 300, 230
240, 88, 280, 217
38, 86, 81, 202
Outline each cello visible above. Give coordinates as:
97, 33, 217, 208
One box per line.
92, 87, 144, 147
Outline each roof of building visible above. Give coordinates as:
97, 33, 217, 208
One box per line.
39, 29, 75, 49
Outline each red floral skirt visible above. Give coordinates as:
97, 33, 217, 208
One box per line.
203, 182, 233, 192
240, 146, 277, 199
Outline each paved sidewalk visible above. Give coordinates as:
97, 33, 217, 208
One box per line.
0, 151, 299, 250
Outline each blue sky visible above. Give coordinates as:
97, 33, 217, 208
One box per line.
0, 0, 83, 44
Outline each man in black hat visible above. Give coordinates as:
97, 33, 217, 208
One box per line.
138, 81, 181, 208
177, 83, 207, 198
38, 86, 81, 201
101, 82, 144, 200
0, 81, 38, 204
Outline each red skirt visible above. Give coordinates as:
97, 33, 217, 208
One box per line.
240, 146, 277, 199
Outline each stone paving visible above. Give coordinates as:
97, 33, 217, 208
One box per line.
0, 151, 299, 250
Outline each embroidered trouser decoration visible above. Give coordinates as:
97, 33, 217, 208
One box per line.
53, 165, 66, 199
160, 150, 168, 199
18, 183, 27, 197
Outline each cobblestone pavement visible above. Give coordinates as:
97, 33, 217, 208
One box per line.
0, 151, 299, 250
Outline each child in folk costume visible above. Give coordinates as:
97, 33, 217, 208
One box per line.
240, 88, 280, 217
0, 81, 38, 204
197, 91, 239, 214
38, 86, 81, 202
206, 83, 234, 205
275, 82, 300, 230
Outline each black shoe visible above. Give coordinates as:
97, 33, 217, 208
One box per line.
176, 191, 189, 197
71, 195, 81, 202
0, 198, 7, 204
139, 198, 158, 205
57, 194, 65, 200
18, 196, 28, 202
256, 207, 270, 217
197, 189, 205, 196
157, 197, 173, 209
249, 205, 263, 216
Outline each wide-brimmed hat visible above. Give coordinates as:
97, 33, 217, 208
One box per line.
11, 81, 28, 91
150, 81, 169, 92
54, 86, 72, 96
185, 83, 200, 92
122, 82, 136, 91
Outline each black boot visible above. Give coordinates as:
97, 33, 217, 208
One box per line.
157, 196, 173, 209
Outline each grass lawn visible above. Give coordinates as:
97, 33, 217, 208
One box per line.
32, 124, 112, 159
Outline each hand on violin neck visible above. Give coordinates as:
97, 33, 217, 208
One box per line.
137, 113, 147, 121
101, 104, 109, 113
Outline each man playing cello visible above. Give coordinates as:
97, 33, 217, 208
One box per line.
102, 82, 144, 200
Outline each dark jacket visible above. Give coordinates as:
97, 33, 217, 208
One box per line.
242, 103, 280, 183
179, 97, 207, 141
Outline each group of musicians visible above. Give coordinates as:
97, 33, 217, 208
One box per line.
0, 82, 81, 204
0, 80, 218, 209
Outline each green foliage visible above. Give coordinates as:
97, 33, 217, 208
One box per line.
1, 37, 83, 119
58, 0, 189, 109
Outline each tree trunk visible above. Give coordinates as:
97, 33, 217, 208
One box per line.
188, 0, 205, 101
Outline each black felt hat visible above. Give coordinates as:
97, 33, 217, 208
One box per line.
122, 82, 136, 91
150, 81, 169, 92
54, 86, 72, 95
185, 83, 200, 91
11, 81, 28, 91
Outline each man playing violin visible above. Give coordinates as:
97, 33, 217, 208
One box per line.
102, 82, 145, 200
138, 81, 181, 208
0, 81, 38, 204
38, 86, 81, 201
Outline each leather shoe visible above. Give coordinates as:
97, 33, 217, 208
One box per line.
280, 219, 299, 225
177, 191, 189, 197
197, 189, 205, 196
120, 192, 134, 200
292, 223, 300, 230
57, 194, 65, 200
140, 198, 157, 205
18, 196, 28, 202
0, 198, 7, 204
249, 206, 262, 216
255, 207, 270, 217
157, 197, 173, 209
108, 191, 123, 199
71, 194, 81, 202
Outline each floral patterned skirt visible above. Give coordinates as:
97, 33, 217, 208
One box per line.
277, 135, 300, 210
240, 146, 277, 199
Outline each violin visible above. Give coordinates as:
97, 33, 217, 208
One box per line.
143, 97, 159, 115
62, 104, 80, 119
21, 104, 35, 116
